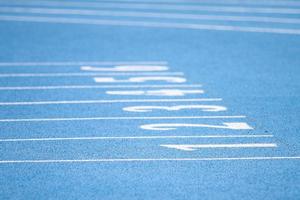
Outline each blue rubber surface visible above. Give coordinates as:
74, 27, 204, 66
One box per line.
0, 0, 299, 199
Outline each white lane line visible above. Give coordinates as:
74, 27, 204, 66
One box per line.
161, 143, 277, 151
3, 7, 300, 25
0, 98, 221, 106
0, 116, 246, 122
0, 61, 167, 66
3, 1, 300, 14
1, 15, 300, 35
0, 72, 184, 77
1, 156, 300, 164
141, 122, 252, 131
86, 0, 300, 7
0, 135, 273, 142
0, 84, 202, 90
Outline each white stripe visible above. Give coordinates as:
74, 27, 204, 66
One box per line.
161, 143, 277, 151
0, 61, 167, 66
1, 15, 300, 35
0, 134, 274, 142
2, 7, 300, 25
1, 156, 300, 164
0, 98, 221, 106
89, 0, 300, 7
0, 115, 246, 122
0, 84, 202, 90
0, 72, 184, 77
3, 1, 300, 14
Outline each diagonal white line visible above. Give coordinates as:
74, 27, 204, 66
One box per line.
0, 84, 202, 90
0, 61, 168, 66
0, 134, 274, 142
2, 7, 300, 24
0, 115, 246, 122
0, 72, 184, 77
0, 98, 221, 106
1, 15, 300, 35
91, 0, 300, 7
1, 156, 300, 164
161, 143, 277, 150
3, 1, 300, 14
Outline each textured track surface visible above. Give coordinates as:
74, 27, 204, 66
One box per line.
0, 0, 299, 199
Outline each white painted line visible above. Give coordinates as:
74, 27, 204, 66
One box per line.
141, 122, 253, 131
0, 72, 184, 77
123, 105, 227, 112
0, 61, 167, 66
161, 143, 277, 151
106, 89, 204, 96
83, 0, 300, 7
94, 76, 186, 83
3, 1, 300, 14
0, 115, 246, 122
0, 134, 273, 142
3, 7, 300, 25
0, 84, 202, 90
0, 98, 221, 106
1, 15, 300, 35
1, 156, 300, 164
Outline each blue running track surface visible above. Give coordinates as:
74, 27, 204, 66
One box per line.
0, 0, 299, 199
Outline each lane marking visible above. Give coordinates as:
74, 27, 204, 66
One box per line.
141, 122, 252, 130
161, 143, 277, 151
123, 105, 227, 112
0, 84, 202, 90
81, 65, 168, 72
3, 1, 300, 14
82, 0, 300, 7
0, 135, 273, 142
0, 98, 222, 106
0, 98, 220, 105
106, 89, 204, 96
94, 76, 186, 83
2, 7, 300, 25
0, 72, 184, 77
0, 156, 300, 164
1, 15, 300, 35
0, 116, 246, 122
0, 61, 167, 66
